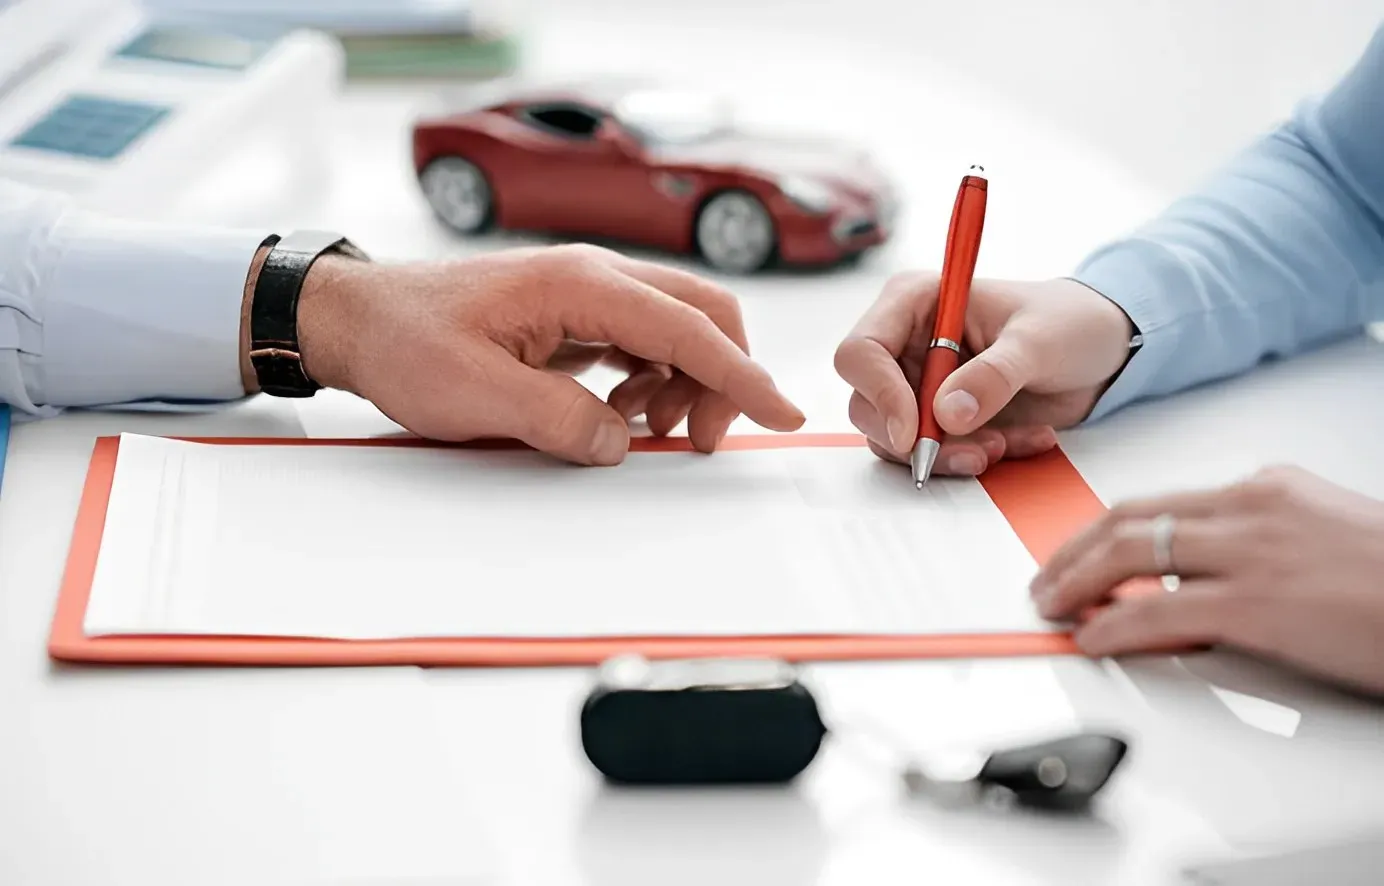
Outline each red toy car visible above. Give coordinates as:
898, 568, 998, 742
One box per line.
411, 77, 898, 273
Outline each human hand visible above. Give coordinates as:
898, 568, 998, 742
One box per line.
292, 243, 805, 464
833, 273, 1136, 475
1031, 465, 1384, 695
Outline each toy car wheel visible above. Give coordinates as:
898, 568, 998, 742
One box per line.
695, 191, 776, 274
420, 156, 493, 233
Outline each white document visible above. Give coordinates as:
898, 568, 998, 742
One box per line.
83, 434, 1058, 640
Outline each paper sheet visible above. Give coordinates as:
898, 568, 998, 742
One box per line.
82, 434, 1057, 640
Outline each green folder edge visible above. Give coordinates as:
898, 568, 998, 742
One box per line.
339, 32, 522, 78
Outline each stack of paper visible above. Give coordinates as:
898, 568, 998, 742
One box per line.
140, 0, 521, 78
140, 0, 495, 36
81, 434, 1056, 642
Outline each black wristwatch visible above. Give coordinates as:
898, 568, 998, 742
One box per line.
249, 230, 369, 397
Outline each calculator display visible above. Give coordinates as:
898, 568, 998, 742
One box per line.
115, 27, 270, 71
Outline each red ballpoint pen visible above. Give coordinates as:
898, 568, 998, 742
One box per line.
912, 165, 988, 488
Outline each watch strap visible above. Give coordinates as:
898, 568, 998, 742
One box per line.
249, 230, 369, 397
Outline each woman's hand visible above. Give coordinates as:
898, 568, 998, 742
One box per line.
1032, 465, 1384, 694
834, 273, 1136, 475
293, 243, 805, 464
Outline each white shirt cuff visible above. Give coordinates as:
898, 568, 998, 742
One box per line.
39, 210, 265, 408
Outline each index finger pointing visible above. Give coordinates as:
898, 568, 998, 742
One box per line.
557, 265, 804, 432
615, 256, 756, 448
614, 256, 751, 352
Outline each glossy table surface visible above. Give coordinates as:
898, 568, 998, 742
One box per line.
5, 5, 1384, 885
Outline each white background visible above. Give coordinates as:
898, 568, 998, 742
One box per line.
5, 1, 1384, 884
508, 0, 1381, 197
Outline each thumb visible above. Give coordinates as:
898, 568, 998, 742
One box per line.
933, 328, 1037, 435
502, 364, 631, 466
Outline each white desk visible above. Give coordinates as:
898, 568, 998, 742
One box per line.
6, 6, 1384, 886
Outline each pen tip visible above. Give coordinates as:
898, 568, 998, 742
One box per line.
910, 438, 940, 490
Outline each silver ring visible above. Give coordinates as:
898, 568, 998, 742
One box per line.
930, 337, 961, 353
1150, 513, 1176, 575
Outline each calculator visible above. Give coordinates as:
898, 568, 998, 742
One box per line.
0, 0, 341, 212
11, 95, 172, 161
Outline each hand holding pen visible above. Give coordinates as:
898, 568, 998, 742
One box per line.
833, 171, 1141, 480
912, 166, 989, 486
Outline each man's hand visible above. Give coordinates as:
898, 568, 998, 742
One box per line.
834, 273, 1136, 475
284, 244, 804, 465
1032, 465, 1384, 695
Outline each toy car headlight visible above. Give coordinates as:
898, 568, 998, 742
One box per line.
778, 176, 836, 213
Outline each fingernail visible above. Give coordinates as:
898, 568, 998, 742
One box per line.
939, 390, 979, 425
592, 420, 627, 465
1036, 584, 1071, 619
886, 417, 908, 452
945, 452, 983, 475
1028, 575, 1048, 598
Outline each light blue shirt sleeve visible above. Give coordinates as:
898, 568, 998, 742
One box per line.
0, 179, 266, 419
1076, 25, 1384, 421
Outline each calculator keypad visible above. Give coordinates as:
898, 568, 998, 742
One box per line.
10, 94, 172, 161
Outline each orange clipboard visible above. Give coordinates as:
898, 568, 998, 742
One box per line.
47, 433, 1108, 667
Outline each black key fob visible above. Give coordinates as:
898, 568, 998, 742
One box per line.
976, 732, 1129, 810
580, 655, 827, 785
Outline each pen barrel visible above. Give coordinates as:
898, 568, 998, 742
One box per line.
918, 344, 961, 443
918, 170, 987, 447
932, 178, 988, 345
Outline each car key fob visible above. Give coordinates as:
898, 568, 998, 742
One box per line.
975, 732, 1129, 810
580, 655, 827, 785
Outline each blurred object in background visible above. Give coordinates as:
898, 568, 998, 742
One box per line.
138, 0, 522, 79
0, 0, 110, 93
0, 0, 340, 217
411, 76, 898, 274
